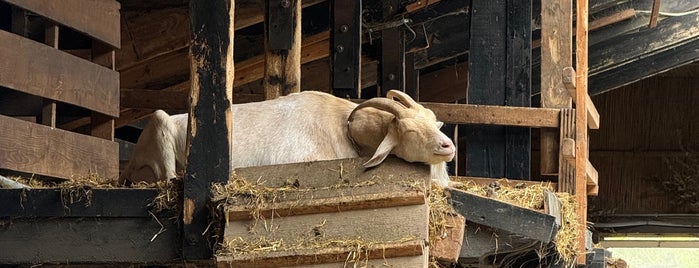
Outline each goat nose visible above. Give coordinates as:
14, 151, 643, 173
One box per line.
441, 141, 453, 149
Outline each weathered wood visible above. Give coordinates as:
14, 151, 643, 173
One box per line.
448, 188, 558, 243
423, 103, 560, 128
418, 62, 468, 103
120, 89, 189, 110
575, 0, 590, 263
380, 27, 405, 94
458, 223, 543, 263
271, 253, 427, 268
90, 39, 117, 141
184, 0, 235, 259
0, 188, 164, 218
649, 0, 661, 28
540, 0, 573, 176
430, 213, 465, 263
0, 217, 179, 264
331, 0, 362, 98
0, 115, 118, 181
0, 30, 120, 117
264, 0, 302, 99
451, 176, 557, 189
225, 184, 425, 220
4, 0, 120, 48
544, 189, 563, 227
561, 137, 576, 164
42, 23, 59, 128
221, 205, 428, 267
563, 67, 601, 130
558, 109, 576, 195
586, 159, 599, 195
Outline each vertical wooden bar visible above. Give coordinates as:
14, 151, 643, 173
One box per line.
405, 53, 419, 100
264, 0, 301, 100
575, 0, 590, 264
42, 24, 59, 128
91, 40, 116, 141
504, 0, 532, 179
331, 0, 362, 99
379, 0, 404, 96
540, 0, 573, 176
185, 0, 235, 259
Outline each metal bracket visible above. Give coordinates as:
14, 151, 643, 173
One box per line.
267, 0, 296, 50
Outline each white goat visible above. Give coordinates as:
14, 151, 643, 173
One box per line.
119, 90, 455, 187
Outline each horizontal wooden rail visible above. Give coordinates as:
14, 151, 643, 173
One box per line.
423, 103, 561, 128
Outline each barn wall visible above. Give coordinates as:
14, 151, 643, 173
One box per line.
588, 64, 699, 215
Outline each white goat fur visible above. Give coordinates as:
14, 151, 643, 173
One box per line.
120, 90, 454, 187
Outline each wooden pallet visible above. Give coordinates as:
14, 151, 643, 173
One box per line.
216, 157, 432, 268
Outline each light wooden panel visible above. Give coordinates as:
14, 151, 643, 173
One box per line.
423, 103, 560, 128
0, 115, 118, 180
4, 0, 121, 48
0, 30, 120, 117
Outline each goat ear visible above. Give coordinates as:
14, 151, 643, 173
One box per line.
363, 128, 399, 168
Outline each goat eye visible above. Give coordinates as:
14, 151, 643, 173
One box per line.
436, 122, 444, 129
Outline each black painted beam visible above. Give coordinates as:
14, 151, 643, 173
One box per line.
449, 188, 558, 243
331, 0, 361, 98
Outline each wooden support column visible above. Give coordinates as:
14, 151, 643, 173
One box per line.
331, 0, 361, 99
574, 0, 590, 264
405, 53, 419, 100
264, 0, 301, 100
540, 0, 573, 176
42, 24, 59, 128
466, 0, 531, 179
380, 0, 404, 95
184, 0, 235, 259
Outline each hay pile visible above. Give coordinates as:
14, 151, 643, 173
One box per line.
451, 178, 580, 264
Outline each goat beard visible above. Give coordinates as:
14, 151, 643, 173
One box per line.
430, 162, 451, 188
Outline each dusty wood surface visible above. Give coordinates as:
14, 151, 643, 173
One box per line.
423, 103, 560, 128
563, 67, 600, 129
264, 0, 302, 99
222, 205, 428, 267
0, 30, 119, 117
0, 115, 118, 181
430, 213, 465, 263
4, 0, 121, 48
539, 0, 573, 176
275, 252, 428, 268
575, 0, 590, 263
558, 109, 576, 194
225, 183, 426, 220
233, 156, 430, 189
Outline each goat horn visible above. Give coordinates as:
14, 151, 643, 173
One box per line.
348, 97, 411, 122
386, 90, 420, 109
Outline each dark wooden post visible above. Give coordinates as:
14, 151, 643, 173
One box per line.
466, 0, 531, 179
184, 0, 235, 259
331, 0, 362, 99
379, 0, 404, 96
264, 0, 301, 99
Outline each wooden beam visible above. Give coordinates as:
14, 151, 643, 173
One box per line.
120, 89, 189, 110
448, 188, 558, 243
0, 30, 120, 117
562, 67, 600, 129
417, 61, 468, 103
184, 0, 235, 259
423, 103, 560, 128
331, 0, 362, 98
0, 115, 118, 181
561, 137, 576, 163
574, 0, 590, 263
4, 0, 121, 48
540, 0, 573, 176
42, 23, 59, 128
263, 0, 302, 99
649, 0, 661, 28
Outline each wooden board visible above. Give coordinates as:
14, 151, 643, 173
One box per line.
225, 183, 426, 220
0, 30, 120, 117
423, 103, 560, 128
263, 0, 302, 99
220, 204, 428, 267
278, 252, 428, 268
0, 217, 179, 264
0, 115, 118, 181
4, 0, 120, 48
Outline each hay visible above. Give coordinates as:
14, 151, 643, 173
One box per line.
450, 178, 580, 264
427, 184, 457, 249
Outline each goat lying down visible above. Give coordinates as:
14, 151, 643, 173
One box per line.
120, 90, 455, 187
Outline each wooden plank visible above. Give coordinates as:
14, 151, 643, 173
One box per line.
225, 184, 425, 220
558, 109, 575, 194
430, 213, 465, 263
540, 0, 573, 176
331, 0, 362, 98
42, 23, 59, 128
586, 159, 599, 196
0, 189, 164, 218
544, 189, 563, 227
263, 0, 302, 99
458, 223, 542, 263
418, 62, 468, 103
0, 30, 120, 117
563, 67, 601, 129
120, 89, 189, 110
448, 188, 558, 243
221, 204, 428, 267
575, 0, 590, 263
0, 217, 179, 264
272, 253, 428, 268
422, 103, 560, 128
451, 176, 557, 189
649, 0, 661, 28
561, 137, 576, 164
380, 27, 405, 94
4, 0, 120, 48
184, 0, 235, 259
0, 115, 118, 181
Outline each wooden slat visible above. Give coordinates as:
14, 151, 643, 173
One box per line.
649, 0, 661, 28
586, 159, 599, 195
42, 23, 59, 128
423, 103, 560, 128
575, 0, 590, 263
0, 115, 118, 181
558, 109, 576, 194
563, 67, 601, 129
4, 0, 120, 48
274, 252, 428, 268
451, 176, 557, 190
0, 30, 120, 117
121, 89, 189, 110
561, 137, 576, 164
221, 204, 428, 268
263, 0, 302, 100
226, 184, 425, 220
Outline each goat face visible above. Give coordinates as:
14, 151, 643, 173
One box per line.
350, 90, 455, 168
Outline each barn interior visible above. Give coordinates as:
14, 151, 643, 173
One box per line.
1, 0, 699, 266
